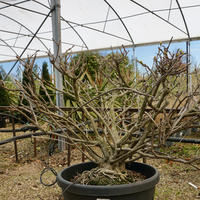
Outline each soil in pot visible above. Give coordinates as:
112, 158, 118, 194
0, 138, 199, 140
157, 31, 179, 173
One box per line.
71, 166, 147, 185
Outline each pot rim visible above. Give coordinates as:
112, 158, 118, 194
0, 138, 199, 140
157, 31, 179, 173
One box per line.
57, 161, 159, 196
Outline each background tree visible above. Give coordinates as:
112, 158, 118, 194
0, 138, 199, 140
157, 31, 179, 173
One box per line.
16, 61, 39, 82
0, 71, 10, 107
18, 58, 36, 123
71, 51, 101, 82
39, 61, 55, 104
0, 71, 11, 127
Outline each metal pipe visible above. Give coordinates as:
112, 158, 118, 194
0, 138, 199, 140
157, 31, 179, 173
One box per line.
165, 137, 200, 144
2, 128, 200, 146
188, 40, 191, 91
133, 45, 137, 82
186, 41, 189, 92
51, 0, 65, 151
11, 111, 18, 162
4, 9, 52, 81
82, 111, 85, 162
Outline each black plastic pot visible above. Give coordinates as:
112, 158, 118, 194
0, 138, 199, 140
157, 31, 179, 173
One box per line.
57, 161, 159, 200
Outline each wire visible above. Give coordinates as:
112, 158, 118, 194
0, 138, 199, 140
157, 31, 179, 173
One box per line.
40, 136, 58, 187
58, 182, 76, 200
40, 167, 57, 187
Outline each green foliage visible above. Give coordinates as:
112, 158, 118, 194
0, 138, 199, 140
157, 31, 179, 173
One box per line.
64, 52, 102, 121
16, 62, 39, 82
39, 61, 55, 104
70, 51, 137, 109
71, 51, 101, 82
19, 59, 36, 107
21, 69, 30, 106
0, 66, 19, 104
0, 66, 7, 81
16, 65, 21, 82
0, 72, 10, 106
103, 52, 137, 86
41, 61, 51, 82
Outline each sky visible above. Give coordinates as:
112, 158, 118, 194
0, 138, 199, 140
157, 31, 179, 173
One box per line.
1, 40, 200, 79
127, 40, 200, 73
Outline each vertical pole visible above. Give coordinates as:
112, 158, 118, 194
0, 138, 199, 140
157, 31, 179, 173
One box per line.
67, 109, 71, 166
51, 0, 65, 151
11, 111, 18, 163
186, 41, 191, 92
143, 157, 147, 164
188, 40, 191, 92
51, 64, 55, 84
186, 42, 189, 92
20, 64, 23, 83
133, 46, 137, 82
34, 137, 37, 157
67, 136, 71, 166
82, 111, 85, 162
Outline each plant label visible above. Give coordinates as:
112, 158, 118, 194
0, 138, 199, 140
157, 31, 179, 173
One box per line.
96, 199, 110, 200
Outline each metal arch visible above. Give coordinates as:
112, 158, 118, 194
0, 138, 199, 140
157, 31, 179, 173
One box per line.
61, 20, 132, 43
60, 19, 134, 50
168, 0, 173, 21
0, 13, 49, 52
103, 0, 136, 81
60, 17, 89, 50
2, 0, 134, 53
0, 32, 89, 61
103, 0, 135, 47
59, 1, 134, 51
28, 1, 89, 51
3, 9, 52, 80
0, 0, 30, 9
67, 5, 200, 31
32, 0, 50, 9
0, 0, 53, 54
0, 38, 19, 58
31, 0, 89, 50
0, 38, 48, 54
0, 38, 45, 62
0, 3, 50, 70
60, 0, 135, 52
0, 0, 48, 17
130, 0, 188, 36
0, 25, 87, 50
175, 0, 190, 40
175, 0, 191, 92
103, 7, 110, 32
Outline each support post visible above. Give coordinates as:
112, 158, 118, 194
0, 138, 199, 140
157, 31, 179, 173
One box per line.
186, 41, 189, 92
186, 40, 191, 92
82, 111, 85, 162
11, 111, 18, 162
133, 46, 137, 82
34, 137, 37, 157
51, 0, 65, 151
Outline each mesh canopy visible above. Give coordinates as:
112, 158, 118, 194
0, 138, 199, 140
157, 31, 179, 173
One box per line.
0, 0, 199, 63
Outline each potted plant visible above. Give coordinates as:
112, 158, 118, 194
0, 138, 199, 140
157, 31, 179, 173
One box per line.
2, 40, 200, 199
